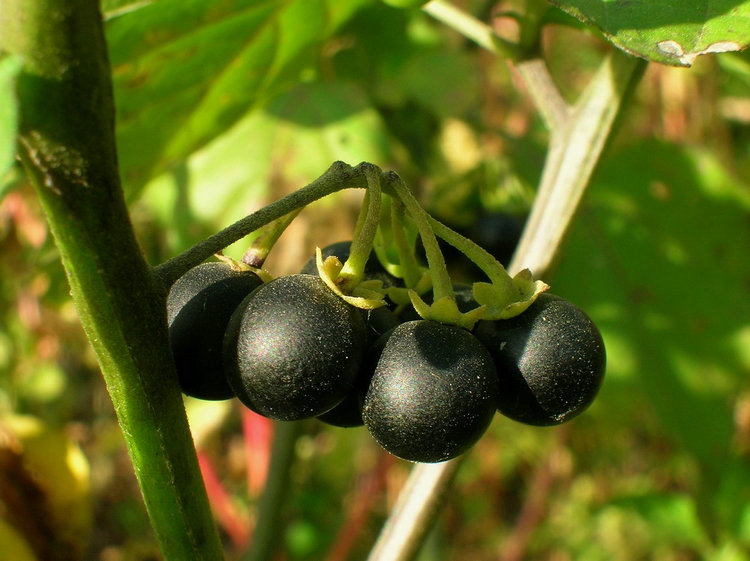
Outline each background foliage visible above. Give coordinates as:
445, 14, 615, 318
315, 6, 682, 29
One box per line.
2, 1, 750, 560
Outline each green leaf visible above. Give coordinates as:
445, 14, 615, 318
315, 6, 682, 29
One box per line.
263, 81, 392, 180
139, 80, 391, 257
549, 1, 750, 66
552, 139, 750, 472
107, 0, 373, 195
608, 493, 710, 549
0, 55, 21, 184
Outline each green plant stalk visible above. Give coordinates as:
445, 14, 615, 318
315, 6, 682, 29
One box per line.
510, 50, 647, 277
423, 0, 517, 59
389, 177, 454, 302
154, 161, 370, 288
241, 208, 303, 268
3, 1, 225, 559
367, 50, 646, 561
390, 198, 422, 288
428, 216, 515, 292
366, 460, 463, 561
340, 164, 383, 289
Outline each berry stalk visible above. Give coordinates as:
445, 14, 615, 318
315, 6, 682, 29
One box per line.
154, 161, 372, 289
338, 164, 383, 291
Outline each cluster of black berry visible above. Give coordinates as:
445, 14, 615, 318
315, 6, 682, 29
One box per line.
166, 241, 606, 464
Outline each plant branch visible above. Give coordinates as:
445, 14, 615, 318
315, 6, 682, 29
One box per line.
423, 0, 517, 59
514, 58, 571, 133
366, 460, 463, 561
3, 1, 225, 559
242, 421, 302, 561
153, 161, 370, 289
509, 51, 647, 277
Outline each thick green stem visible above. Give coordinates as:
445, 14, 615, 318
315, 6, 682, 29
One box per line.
4, 2, 224, 559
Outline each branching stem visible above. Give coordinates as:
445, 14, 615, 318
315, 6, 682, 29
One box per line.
389, 175, 454, 302
423, 0, 517, 59
153, 161, 370, 289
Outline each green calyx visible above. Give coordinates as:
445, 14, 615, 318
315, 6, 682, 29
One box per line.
409, 292, 488, 330
382, 175, 548, 330
316, 164, 388, 310
472, 269, 548, 319
427, 216, 548, 322
315, 248, 387, 310
195, 162, 548, 327
214, 253, 274, 283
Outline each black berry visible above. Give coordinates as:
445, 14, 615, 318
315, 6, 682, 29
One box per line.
166, 262, 264, 400
474, 293, 606, 426
223, 274, 367, 421
363, 320, 499, 463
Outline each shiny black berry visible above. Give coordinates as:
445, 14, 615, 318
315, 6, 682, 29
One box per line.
363, 320, 499, 463
166, 262, 264, 400
316, 310, 400, 428
223, 274, 367, 421
473, 293, 606, 426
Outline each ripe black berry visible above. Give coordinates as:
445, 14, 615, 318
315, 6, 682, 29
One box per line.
166, 262, 264, 400
473, 293, 606, 426
223, 274, 368, 421
363, 320, 499, 463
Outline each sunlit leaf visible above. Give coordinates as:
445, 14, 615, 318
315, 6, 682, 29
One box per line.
553, 139, 750, 473
0, 55, 21, 185
107, 0, 373, 194
138, 79, 391, 257
549, 1, 750, 66
608, 494, 710, 548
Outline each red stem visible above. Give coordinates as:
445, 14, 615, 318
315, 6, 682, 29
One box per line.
197, 451, 251, 549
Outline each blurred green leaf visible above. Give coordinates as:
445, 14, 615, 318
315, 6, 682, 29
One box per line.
553, 139, 750, 474
107, 0, 374, 195
549, 1, 750, 66
139, 80, 391, 257
333, 5, 480, 118
0, 519, 37, 561
264, 81, 392, 179
608, 493, 709, 549
0, 55, 21, 186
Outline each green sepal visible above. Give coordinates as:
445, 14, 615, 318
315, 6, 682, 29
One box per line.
408, 291, 487, 330
384, 270, 432, 306
472, 268, 549, 320
214, 253, 274, 283
315, 247, 387, 310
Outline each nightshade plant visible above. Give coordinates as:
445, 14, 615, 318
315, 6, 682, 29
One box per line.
2, 0, 748, 560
